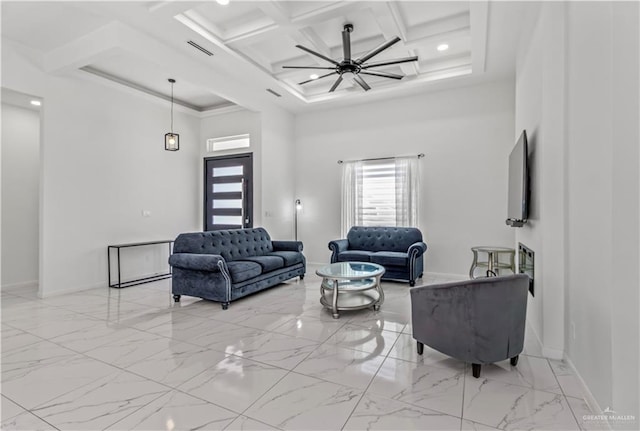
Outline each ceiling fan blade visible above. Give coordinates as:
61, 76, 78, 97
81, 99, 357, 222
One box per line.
360, 70, 404, 80
355, 36, 401, 64
282, 66, 336, 70
342, 27, 351, 61
329, 75, 344, 92
298, 72, 336, 85
295, 45, 339, 66
361, 56, 418, 69
353, 74, 371, 91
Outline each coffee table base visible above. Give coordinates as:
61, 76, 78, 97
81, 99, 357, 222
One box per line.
316, 262, 386, 319
320, 280, 383, 319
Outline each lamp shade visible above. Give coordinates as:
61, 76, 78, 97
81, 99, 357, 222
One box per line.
165, 133, 179, 151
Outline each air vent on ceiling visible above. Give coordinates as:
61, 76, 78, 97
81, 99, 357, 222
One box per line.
187, 40, 214, 56
266, 89, 282, 97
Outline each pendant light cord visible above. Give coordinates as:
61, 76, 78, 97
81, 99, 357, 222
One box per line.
170, 81, 174, 134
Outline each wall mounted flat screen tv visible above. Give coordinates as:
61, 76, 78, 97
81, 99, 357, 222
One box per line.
506, 130, 529, 227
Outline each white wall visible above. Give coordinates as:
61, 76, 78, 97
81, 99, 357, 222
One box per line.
200, 109, 263, 231
516, 1, 640, 420
200, 107, 296, 241
514, 2, 566, 360
3, 42, 202, 297
1, 103, 40, 289
565, 1, 639, 419
294, 81, 515, 273
261, 108, 296, 240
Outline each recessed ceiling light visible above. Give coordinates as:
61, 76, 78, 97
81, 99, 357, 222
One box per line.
309, 74, 319, 80
216, 0, 229, 5
437, 44, 449, 52
30, 100, 41, 106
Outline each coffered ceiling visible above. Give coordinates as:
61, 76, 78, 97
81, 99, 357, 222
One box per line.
1, 1, 535, 113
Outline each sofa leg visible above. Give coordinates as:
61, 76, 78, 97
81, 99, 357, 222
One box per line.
417, 341, 424, 355
510, 355, 519, 366
409, 280, 416, 287
300, 274, 305, 280
221, 302, 229, 310
173, 295, 181, 302
472, 363, 482, 378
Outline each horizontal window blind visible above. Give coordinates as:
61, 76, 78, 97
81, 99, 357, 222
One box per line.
359, 161, 396, 226
342, 156, 419, 235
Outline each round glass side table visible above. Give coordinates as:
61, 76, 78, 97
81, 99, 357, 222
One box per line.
469, 246, 516, 279
316, 262, 385, 319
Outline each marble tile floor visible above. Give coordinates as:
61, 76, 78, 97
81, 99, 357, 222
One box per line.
1, 271, 598, 431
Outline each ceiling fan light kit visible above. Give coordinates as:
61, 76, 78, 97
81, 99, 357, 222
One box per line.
283, 24, 418, 93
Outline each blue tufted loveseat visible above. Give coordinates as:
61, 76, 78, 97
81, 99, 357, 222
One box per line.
168, 228, 305, 309
328, 226, 427, 286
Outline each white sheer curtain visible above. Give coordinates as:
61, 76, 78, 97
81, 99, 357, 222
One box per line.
341, 161, 363, 237
395, 157, 419, 227
341, 157, 419, 235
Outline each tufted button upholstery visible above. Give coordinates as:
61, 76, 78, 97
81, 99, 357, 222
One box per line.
346, 226, 423, 253
173, 228, 274, 262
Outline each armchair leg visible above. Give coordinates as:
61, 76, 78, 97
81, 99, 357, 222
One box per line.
173, 295, 181, 302
417, 341, 424, 355
472, 363, 482, 378
409, 280, 416, 287
510, 355, 519, 366
300, 274, 305, 280
221, 302, 229, 310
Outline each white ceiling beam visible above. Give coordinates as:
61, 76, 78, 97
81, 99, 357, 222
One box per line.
297, 27, 333, 57
146, 1, 198, 16
408, 12, 470, 41
174, 13, 306, 104
369, 2, 416, 76
289, 1, 364, 26
181, 10, 224, 40
385, 2, 408, 42
256, 1, 290, 25
470, 1, 489, 73
43, 22, 122, 74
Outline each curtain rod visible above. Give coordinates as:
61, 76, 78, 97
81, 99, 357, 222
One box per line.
337, 153, 425, 164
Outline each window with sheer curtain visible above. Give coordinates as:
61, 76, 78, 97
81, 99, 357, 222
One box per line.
341, 157, 419, 236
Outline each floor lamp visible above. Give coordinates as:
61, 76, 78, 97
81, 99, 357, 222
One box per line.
294, 199, 302, 241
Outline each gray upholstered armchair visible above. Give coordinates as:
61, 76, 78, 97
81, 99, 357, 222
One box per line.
410, 274, 529, 378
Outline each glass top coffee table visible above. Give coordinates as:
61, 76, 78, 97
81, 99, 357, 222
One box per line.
316, 262, 385, 319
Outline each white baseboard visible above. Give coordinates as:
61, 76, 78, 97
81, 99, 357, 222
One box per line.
525, 319, 564, 359
542, 347, 564, 360
1, 280, 38, 290
564, 355, 610, 428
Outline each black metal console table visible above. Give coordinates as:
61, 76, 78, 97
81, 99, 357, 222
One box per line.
107, 240, 173, 288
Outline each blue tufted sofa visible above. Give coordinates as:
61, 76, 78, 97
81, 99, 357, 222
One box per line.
328, 226, 427, 286
168, 228, 305, 309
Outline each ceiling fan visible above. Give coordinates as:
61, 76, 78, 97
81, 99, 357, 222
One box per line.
282, 24, 418, 93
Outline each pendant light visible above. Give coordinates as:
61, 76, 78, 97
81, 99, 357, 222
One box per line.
165, 78, 179, 151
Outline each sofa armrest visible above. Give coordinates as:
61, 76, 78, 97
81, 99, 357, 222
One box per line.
328, 239, 349, 263
328, 239, 349, 253
408, 242, 428, 257
168, 253, 226, 272
272, 240, 303, 252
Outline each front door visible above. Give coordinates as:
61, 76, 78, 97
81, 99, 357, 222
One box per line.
204, 153, 253, 231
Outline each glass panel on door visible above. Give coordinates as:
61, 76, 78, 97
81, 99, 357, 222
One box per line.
204, 154, 253, 231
